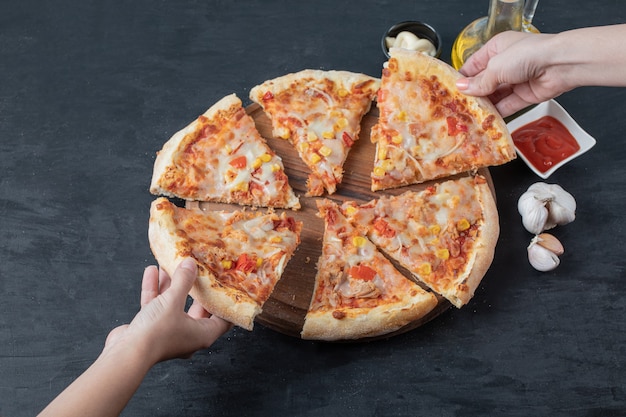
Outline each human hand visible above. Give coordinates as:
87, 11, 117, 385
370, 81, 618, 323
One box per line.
456, 31, 571, 117
105, 258, 232, 365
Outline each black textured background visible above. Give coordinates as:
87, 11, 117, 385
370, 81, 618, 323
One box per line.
1, 1, 625, 416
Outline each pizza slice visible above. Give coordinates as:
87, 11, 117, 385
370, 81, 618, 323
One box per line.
301, 199, 438, 341
341, 175, 499, 308
370, 48, 516, 191
249, 69, 380, 197
148, 197, 302, 330
150, 94, 300, 210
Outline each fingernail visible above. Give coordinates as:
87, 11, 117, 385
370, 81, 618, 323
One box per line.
456, 78, 469, 90
180, 258, 197, 271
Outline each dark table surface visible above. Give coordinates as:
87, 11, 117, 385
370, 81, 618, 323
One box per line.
2, 1, 626, 416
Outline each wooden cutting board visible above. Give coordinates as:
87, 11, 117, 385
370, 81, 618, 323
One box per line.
191, 103, 493, 341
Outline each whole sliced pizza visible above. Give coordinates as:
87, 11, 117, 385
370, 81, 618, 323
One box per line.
146, 53, 513, 340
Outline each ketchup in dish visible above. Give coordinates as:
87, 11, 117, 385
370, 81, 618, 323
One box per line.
512, 116, 580, 173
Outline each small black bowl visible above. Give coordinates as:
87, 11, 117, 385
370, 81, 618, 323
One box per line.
382, 21, 442, 59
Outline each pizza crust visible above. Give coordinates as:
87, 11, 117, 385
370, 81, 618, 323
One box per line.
440, 178, 500, 307
301, 293, 438, 341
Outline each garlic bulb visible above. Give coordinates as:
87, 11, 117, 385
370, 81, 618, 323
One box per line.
518, 182, 576, 234
527, 233, 564, 272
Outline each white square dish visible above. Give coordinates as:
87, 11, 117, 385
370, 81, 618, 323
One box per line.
506, 99, 596, 179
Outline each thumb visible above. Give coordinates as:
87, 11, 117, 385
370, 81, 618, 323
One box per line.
170, 257, 198, 299
456, 73, 499, 97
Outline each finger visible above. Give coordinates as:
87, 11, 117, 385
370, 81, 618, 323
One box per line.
140, 266, 159, 308
169, 258, 198, 301
158, 266, 172, 293
494, 94, 532, 118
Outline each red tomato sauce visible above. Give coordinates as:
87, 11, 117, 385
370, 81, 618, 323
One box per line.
512, 116, 580, 173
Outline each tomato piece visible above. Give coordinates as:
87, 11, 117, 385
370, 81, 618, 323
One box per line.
229, 156, 247, 169
446, 116, 468, 136
348, 264, 377, 281
262, 91, 274, 101
342, 132, 354, 147
235, 253, 257, 273
373, 218, 396, 238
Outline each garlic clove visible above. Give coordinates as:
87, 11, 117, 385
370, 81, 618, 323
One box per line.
518, 191, 549, 235
527, 237, 561, 272
546, 184, 576, 227
534, 233, 564, 256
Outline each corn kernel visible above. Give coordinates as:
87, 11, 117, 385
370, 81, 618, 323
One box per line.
256, 257, 263, 267
338, 88, 349, 97
457, 218, 471, 232
418, 262, 432, 276
260, 153, 272, 162
436, 248, 450, 260
352, 236, 367, 248
221, 260, 232, 269
297, 141, 310, 154
307, 131, 318, 142
344, 206, 357, 216
322, 131, 335, 139
429, 225, 441, 235
382, 159, 395, 171
391, 134, 403, 144
373, 166, 386, 177
319, 145, 332, 157
335, 117, 348, 129
310, 153, 321, 164
377, 146, 388, 160
396, 111, 407, 122
252, 158, 263, 169
224, 169, 236, 183
270, 236, 282, 243
234, 181, 249, 192
271, 163, 280, 172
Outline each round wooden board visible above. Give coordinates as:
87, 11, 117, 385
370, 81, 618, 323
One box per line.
191, 103, 494, 341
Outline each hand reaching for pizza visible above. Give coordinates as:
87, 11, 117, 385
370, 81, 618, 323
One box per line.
105, 258, 233, 363
39, 258, 232, 417
456, 25, 626, 117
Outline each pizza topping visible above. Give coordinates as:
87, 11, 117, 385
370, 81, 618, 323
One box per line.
235, 253, 258, 273
348, 264, 377, 281
229, 155, 248, 169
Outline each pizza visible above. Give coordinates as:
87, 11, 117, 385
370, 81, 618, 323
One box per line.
249, 69, 380, 197
150, 94, 300, 210
148, 197, 302, 330
370, 48, 515, 191
301, 199, 438, 340
340, 175, 498, 308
